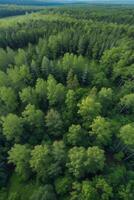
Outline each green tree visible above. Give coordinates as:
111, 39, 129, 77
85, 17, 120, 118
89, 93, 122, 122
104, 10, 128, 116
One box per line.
118, 181, 134, 200
15, 49, 27, 66
67, 147, 87, 178
8, 144, 31, 180
19, 86, 37, 106
45, 109, 63, 138
70, 181, 96, 200
78, 95, 101, 127
66, 124, 85, 146
0, 48, 15, 71
119, 124, 134, 147
35, 78, 47, 100
98, 88, 113, 114
86, 146, 105, 174
55, 176, 72, 196
65, 89, 77, 125
2, 114, 23, 142
30, 185, 57, 200
30, 142, 65, 180
0, 71, 10, 87
47, 74, 65, 106
35, 78, 47, 109
90, 116, 113, 146
30, 145, 52, 180
22, 104, 44, 143
0, 86, 17, 115
93, 177, 113, 200
41, 56, 51, 78
66, 69, 79, 90
7, 65, 31, 90
120, 93, 134, 113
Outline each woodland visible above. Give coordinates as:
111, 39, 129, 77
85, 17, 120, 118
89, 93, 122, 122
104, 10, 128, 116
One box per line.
0, 4, 134, 200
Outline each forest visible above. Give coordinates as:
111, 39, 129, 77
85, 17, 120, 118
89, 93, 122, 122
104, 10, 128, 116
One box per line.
0, 3, 134, 200
0, 5, 43, 18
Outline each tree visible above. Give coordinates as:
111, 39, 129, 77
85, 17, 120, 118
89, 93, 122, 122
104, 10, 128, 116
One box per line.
45, 109, 63, 138
67, 146, 105, 178
98, 88, 113, 114
8, 192, 20, 200
49, 141, 66, 177
19, 86, 37, 106
35, 78, 47, 109
119, 124, 134, 148
7, 65, 31, 90
98, 88, 113, 103
70, 181, 96, 200
93, 177, 113, 200
86, 146, 105, 174
78, 95, 101, 127
22, 104, 44, 143
66, 124, 85, 146
0, 48, 15, 71
106, 165, 126, 187
15, 49, 27, 66
35, 78, 47, 100
120, 93, 134, 113
30, 142, 66, 181
52, 141, 66, 167
0, 86, 17, 115
41, 56, 51, 78
80, 181, 96, 200
0, 71, 10, 87
55, 176, 72, 196
30, 185, 57, 200
65, 89, 77, 125
90, 116, 113, 146
2, 114, 23, 142
67, 147, 87, 178
8, 144, 31, 180
66, 69, 79, 90
47, 74, 65, 106
30, 145, 52, 181
118, 181, 134, 200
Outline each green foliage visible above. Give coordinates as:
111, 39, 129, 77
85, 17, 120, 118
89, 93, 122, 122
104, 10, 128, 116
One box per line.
90, 116, 113, 146
22, 104, 44, 143
19, 87, 37, 106
66, 124, 85, 146
47, 75, 65, 106
7, 65, 31, 90
119, 124, 134, 147
30, 141, 66, 181
93, 177, 113, 200
0, 87, 17, 115
2, 114, 23, 142
30, 185, 57, 200
120, 93, 134, 113
118, 181, 134, 200
86, 146, 105, 174
8, 144, 31, 180
70, 181, 96, 200
0, 4, 133, 200
67, 147, 87, 178
45, 109, 63, 138
78, 95, 101, 127
30, 145, 51, 180
55, 176, 72, 196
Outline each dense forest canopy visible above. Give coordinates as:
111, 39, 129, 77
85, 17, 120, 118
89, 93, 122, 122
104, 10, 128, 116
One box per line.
0, 4, 134, 200
0, 5, 44, 18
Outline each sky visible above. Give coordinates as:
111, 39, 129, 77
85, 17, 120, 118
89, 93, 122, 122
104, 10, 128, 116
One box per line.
37, 0, 134, 3
0, 0, 134, 4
